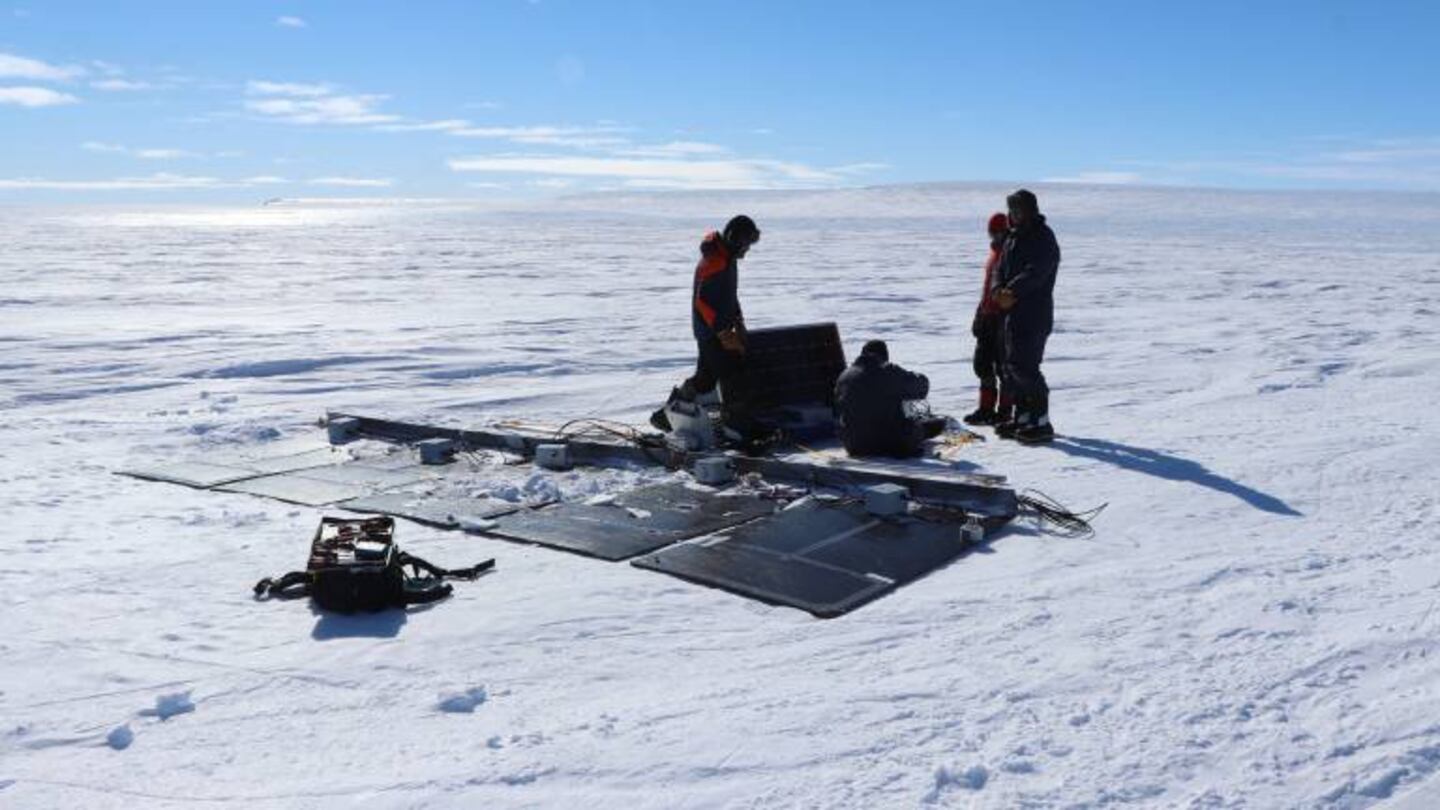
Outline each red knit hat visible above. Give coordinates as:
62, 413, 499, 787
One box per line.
987, 212, 1009, 235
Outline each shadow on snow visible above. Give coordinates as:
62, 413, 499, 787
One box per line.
1044, 436, 1303, 517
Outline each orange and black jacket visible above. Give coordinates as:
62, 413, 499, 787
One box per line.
691, 230, 743, 341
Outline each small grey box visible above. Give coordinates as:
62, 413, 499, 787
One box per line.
327, 416, 360, 445
417, 437, 456, 465
535, 443, 572, 470
692, 456, 734, 486
863, 483, 909, 516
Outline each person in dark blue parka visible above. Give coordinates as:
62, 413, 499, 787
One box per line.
834, 340, 946, 458
991, 189, 1060, 444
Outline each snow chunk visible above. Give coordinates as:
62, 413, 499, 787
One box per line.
141, 691, 195, 720
106, 724, 134, 750
457, 517, 498, 533
437, 686, 488, 714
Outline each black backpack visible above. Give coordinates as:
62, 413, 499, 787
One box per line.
254, 516, 494, 612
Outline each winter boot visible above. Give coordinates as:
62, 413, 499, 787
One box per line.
1014, 394, 1054, 444
649, 386, 689, 432
962, 387, 999, 426
995, 411, 1030, 440
1014, 413, 1055, 444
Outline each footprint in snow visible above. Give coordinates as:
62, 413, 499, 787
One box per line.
924, 764, 988, 803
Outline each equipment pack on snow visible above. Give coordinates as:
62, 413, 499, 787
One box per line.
253, 516, 494, 612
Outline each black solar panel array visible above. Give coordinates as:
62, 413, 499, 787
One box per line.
721, 322, 847, 438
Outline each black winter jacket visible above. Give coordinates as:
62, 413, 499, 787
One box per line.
834, 354, 930, 455
691, 232, 743, 341
993, 215, 1061, 332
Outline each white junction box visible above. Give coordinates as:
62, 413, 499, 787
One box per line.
863, 483, 910, 516
417, 437, 456, 465
327, 416, 360, 445
535, 443, 572, 471
693, 455, 735, 486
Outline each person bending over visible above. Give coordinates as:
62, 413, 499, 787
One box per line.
651, 215, 762, 437
834, 340, 946, 458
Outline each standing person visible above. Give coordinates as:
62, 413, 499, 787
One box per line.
992, 189, 1060, 444
650, 215, 762, 436
963, 212, 1013, 426
834, 340, 946, 458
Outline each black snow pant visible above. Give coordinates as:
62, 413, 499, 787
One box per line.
972, 313, 1005, 393
845, 416, 946, 459
1004, 320, 1050, 418
681, 336, 754, 427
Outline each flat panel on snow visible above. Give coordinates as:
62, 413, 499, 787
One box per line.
238, 447, 347, 475
217, 473, 374, 506
117, 460, 263, 489
119, 445, 346, 490
294, 463, 433, 489
482, 505, 680, 561
340, 493, 523, 528
632, 499, 969, 617
482, 482, 776, 561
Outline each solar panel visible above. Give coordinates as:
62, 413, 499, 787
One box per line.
633, 499, 970, 617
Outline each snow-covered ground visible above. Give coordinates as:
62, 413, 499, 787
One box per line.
2, 183, 1439, 808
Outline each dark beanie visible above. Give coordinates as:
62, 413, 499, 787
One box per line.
723, 214, 759, 245
1006, 189, 1039, 216
861, 339, 889, 362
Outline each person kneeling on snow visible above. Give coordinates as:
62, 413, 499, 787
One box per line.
834, 340, 946, 458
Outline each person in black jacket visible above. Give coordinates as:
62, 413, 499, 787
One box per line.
834, 340, 946, 458
651, 215, 761, 435
991, 189, 1060, 444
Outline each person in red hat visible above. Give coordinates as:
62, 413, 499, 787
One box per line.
963, 212, 1012, 425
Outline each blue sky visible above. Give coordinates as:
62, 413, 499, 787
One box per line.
2, 0, 1438, 200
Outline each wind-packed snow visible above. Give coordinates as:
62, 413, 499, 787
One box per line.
2, 184, 1439, 808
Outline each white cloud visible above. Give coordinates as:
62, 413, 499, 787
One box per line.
448, 124, 630, 149
1123, 136, 1440, 189
247, 94, 398, 125
0, 86, 79, 107
246, 80, 333, 97
1042, 171, 1144, 185
448, 153, 852, 190
530, 178, 574, 189
80, 142, 234, 161
308, 176, 394, 188
374, 119, 472, 133
244, 80, 399, 125
830, 162, 891, 175
0, 173, 302, 191
91, 78, 151, 91
617, 141, 730, 158
135, 148, 197, 160
0, 173, 228, 190
0, 51, 84, 81
276, 15, 306, 28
